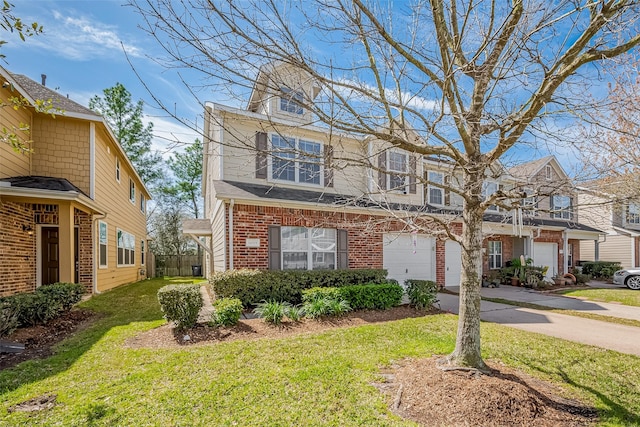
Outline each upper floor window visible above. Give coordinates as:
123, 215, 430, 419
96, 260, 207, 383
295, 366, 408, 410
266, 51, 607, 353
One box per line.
140, 194, 146, 213
270, 135, 323, 185
388, 152, 407, 193
280, 88, 304, 115
428, 171, 444, 205
116, 157, 121, 182
551, 195, 573, 220
129, 179, 135, 203
483, 181, 499, 211
545, 165, 552, 180
522, 188, 538, 216
628, 203, 640, 224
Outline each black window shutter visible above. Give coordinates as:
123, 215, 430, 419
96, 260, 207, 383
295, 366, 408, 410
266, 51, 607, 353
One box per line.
256, 132, 268, 179
324, 145, 334, 188
444, 174, 451, 206
337, 229, 348, 269
378, 152, 387, 190
268, 225, 281, 270
408, 155, 417, 194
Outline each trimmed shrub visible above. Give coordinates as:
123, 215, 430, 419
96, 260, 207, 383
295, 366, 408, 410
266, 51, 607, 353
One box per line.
38, 282, 85, 311
253, 300, 291, 325
211, 297, 243, 327
573, 273, 591, 285
301, 287, 342, 303
581, 261, 622, 279
0, 299, 19, 337
405, 279, 438, 310
338, 283, 403, 310
10, 292, 57, 326
211, 269, 387, 306
157, 284, 203, 329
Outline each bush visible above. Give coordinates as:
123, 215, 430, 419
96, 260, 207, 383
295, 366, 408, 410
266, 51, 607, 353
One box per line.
0, 299, 18, 337
405, 279, 438, 310
211, 297, 243, 327
10, 292, 57, 326
253, 300, 291, 325
338, 283, 403, 310
301, 287, 343, 303
580, 261, 622, 279
211, 269, 387, 306
284, 305, 304, 322
157, 284, 203, 329
302, 287, 351, 318
38, 282, 85, 311
573, 273, 591, 285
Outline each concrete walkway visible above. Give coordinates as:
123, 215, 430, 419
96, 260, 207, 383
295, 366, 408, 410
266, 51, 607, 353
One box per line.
438, 286, 640, 357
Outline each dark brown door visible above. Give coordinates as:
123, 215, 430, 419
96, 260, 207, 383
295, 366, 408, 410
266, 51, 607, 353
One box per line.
42, 227, 59, 285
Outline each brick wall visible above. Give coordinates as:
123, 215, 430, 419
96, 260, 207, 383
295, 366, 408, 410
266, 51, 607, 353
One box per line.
0, 201, 36, 296
75, 209, 93, 293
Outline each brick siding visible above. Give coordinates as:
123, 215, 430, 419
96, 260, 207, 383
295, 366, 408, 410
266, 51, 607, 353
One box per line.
0, 201, 36, 296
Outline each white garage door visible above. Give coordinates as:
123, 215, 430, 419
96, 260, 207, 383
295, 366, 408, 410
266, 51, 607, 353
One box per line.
445, 240, 462, 287
533, 242, 558, 280
383, 234, 435, 285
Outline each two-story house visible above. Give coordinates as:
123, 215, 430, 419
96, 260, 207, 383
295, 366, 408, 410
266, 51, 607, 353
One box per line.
0, 66, 151, 296
578, 179, 640, 269
192, 63, 601, 286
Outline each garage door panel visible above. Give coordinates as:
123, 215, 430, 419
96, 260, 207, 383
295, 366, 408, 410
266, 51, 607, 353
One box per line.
445, 240, 462, 287
533, 242, 557, 280
383, 234, 435, 285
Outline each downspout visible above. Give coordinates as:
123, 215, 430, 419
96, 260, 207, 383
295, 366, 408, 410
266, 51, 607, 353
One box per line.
92, 213, 107, 294
228, 199, 234, 270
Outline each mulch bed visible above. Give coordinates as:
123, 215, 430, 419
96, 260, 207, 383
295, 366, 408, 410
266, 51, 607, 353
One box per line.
2, 304, 599, 426
0, 308, 96, 370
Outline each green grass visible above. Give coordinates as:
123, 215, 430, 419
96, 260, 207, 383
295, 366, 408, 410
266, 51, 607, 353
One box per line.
0, 277, 639, 426
557, 288, 640, 308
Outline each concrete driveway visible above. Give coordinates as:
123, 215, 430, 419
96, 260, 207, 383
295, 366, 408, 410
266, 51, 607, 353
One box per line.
438, 285, 640, 357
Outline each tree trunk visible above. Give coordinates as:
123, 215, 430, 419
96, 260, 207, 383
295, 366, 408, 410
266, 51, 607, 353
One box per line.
444, 168, 489, 373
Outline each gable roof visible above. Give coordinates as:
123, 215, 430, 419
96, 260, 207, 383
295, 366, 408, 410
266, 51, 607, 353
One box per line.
507, 155, 564, 180
247, 61, 320, 112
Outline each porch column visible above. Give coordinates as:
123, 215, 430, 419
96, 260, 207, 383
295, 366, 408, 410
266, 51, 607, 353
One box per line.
58, 201, 76, 283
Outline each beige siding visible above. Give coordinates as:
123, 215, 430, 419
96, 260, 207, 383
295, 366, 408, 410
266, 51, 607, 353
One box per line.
0, 85, 32, 177
577, 192, 611, 231
93, 126, 148, 291
211, 201, 226, 272
598, 234, 633, 268
30, 116, 91, 194
580, 240, 596, 263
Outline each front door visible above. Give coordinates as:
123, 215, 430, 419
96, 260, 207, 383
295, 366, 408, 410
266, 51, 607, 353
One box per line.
41, 226, 59, 285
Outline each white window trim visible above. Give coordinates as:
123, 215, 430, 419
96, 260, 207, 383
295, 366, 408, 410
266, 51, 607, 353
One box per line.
545, 165, 552, 180
387, 151, 408, 194
281, 226, 337, 271
427, 171, 445, 206
279, 87, 304, 116
116, 229, 136, 267
98, 221, 108, 269
488, 241, 502, 270
628, 203, 640, 225
552, 195, 573, 220
116, 157, 121, 183
129, 179, 136, 204
140, 194, 146, 214
268, 134, 324, 187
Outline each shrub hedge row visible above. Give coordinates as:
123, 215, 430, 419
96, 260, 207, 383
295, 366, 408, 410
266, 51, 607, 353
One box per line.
338, 283, 404, 310
404, 279, 438, 310
0, 282, 85, 336
580, 261, 622, 279
211, 269, 387, 306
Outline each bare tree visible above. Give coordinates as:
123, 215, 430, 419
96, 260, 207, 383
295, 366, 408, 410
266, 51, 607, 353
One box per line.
129, 0, 640, 371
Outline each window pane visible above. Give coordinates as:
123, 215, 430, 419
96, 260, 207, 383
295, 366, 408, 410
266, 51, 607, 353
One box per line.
99, 222, 107, 244
99, 245, 107, 266
283, 252, 308, 270
280, 88, 304, 114
281, 227, 308, 251
429, 188, 443, 205
299, 140, 321, 184
272, 136, 296, 181
312, 252, 335, 270
311, 228, 336, 251
118, 247, 124, 265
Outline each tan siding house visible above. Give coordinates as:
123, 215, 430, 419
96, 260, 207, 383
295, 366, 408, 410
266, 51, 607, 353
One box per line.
0, 66, 151, 296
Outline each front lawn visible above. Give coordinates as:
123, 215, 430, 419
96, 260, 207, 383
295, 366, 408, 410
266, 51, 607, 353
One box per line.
0, 277, 638, 426
557, 288, 640, 307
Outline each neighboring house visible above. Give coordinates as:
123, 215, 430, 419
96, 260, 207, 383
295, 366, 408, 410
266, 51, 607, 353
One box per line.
578, 181, 640, 269
191, 63, 601, 286
0, 67, 151, 296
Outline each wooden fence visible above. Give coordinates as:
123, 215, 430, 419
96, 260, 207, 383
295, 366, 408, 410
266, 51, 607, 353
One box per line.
153, 254, 204, 277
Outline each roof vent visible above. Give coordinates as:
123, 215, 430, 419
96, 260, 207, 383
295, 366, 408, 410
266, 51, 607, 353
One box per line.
41, 74, 46, 86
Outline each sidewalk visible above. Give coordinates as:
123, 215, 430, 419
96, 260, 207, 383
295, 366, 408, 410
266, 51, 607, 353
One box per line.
438, 287, 640, 357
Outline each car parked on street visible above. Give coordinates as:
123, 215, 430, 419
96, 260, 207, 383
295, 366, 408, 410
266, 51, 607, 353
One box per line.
613, 269, 640, 290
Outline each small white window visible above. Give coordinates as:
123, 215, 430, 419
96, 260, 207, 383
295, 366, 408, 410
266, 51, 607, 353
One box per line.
98, 221, 108, 268
628, 203, 640, 224
281, 226, 336, 270
488, 241, 502, 269
280, 88, 304, 115
428, 171, 444, 205
545, 165, 552, 180
140, 194, 146, 213
129, 179, 135, 204
116, 157, 121, 182
388, 152, 407, 193
552, 195, 572, 220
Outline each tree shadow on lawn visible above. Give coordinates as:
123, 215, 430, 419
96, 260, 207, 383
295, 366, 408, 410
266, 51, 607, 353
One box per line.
0, 277, 193, 395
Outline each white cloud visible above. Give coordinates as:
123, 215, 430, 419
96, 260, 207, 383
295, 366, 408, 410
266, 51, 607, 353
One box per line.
22, 10, 142, 61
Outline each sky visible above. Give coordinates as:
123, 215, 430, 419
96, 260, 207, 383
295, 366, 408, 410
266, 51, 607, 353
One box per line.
3, 0, 200, 157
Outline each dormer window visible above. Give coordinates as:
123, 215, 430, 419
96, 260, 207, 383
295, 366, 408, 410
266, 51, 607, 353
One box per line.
388, 152, 408, 193
545, 165, 552, 180
280, 88, 304, 115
